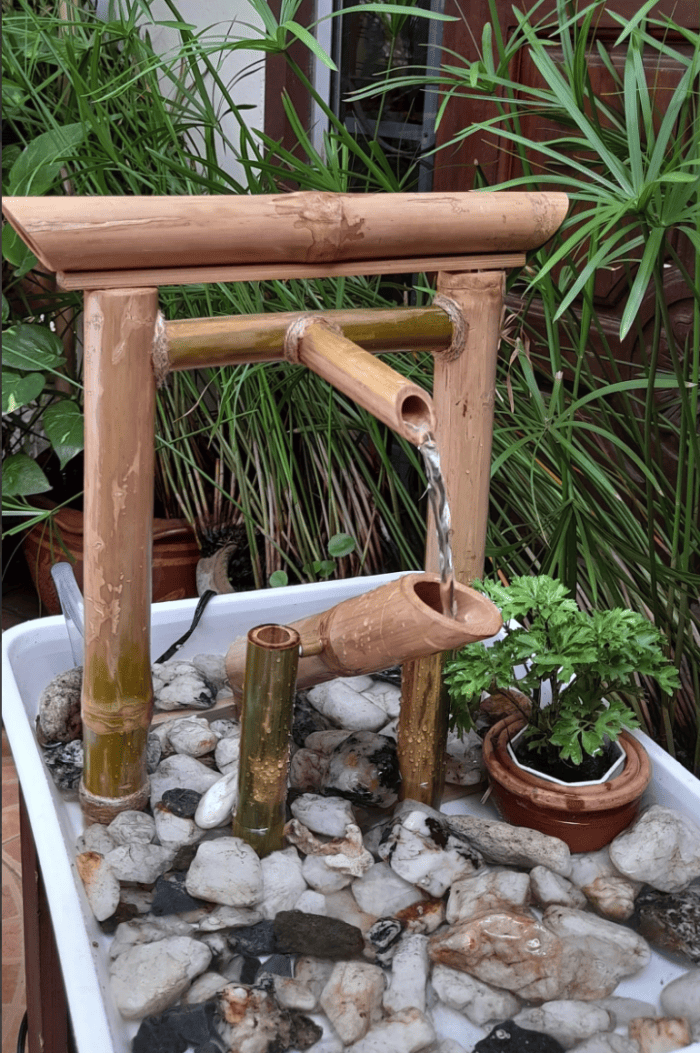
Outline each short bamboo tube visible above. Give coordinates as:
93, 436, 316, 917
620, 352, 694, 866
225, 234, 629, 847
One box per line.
165, 306, 453, 371
398, 271, 506, 806
293, 322, 436, 445
79, 288, 158, 823
231, 624, 301, 857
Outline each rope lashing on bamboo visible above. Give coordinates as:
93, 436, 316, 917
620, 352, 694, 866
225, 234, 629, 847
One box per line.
152, 310, 171, 388
283, 314, 344, 364
432, 294, 467, 362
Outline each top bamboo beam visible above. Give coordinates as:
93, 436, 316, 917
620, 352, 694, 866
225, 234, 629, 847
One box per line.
2, 192, 568, 287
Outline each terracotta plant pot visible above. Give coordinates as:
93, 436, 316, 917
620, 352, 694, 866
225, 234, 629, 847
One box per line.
22, 502, 201, 615
482, 713, 652, 852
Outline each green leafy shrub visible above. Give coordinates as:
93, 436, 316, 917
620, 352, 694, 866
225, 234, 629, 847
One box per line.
444, 574, 681, 766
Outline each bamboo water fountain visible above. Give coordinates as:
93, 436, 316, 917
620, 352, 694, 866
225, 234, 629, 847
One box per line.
3, 191, 567, 826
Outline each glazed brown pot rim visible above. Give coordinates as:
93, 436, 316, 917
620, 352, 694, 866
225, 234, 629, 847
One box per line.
28, 497, 194, 538
483, 714, 652, 810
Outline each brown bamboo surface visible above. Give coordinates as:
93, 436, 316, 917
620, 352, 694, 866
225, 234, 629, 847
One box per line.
399, 270, 506, 805
225, 572, 502, 693
2, 191, 567, 276
79, 287, 158, 821
54, 253, 528, 291
165, 306, 454, 370
292, 321, 436, 445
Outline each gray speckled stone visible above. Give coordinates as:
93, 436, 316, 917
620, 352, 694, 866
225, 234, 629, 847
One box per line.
37, 666, 83, 743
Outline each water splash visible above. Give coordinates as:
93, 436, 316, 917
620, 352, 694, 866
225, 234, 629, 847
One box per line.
418, 434, 457, 619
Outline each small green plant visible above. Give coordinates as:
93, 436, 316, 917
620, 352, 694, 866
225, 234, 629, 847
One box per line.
269, 533, 356, 587
444, 574, 681, 767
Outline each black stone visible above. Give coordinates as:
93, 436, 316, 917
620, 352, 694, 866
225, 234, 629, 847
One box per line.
169, 841, 200, 872
292, 693, 341, 746
151, 871, 207, 916
132, 1001, 220, 1053
162, 787, 204, 818
273, 910, 364, 959
367, 917, 403, 966
227, 919, 278, 957
98, 899, 141, 934
240, 955, 261, 984
256, 953, 295, 978
371, 666, 402, 686
634, 884, 700, 964
473, 1021, 566, 1053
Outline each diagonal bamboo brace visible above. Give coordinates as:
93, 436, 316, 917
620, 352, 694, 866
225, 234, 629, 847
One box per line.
286, 319, 436, 445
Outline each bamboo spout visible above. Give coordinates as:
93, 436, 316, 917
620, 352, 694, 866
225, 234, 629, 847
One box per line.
287, 320, 436, 445
231, 624, 300, 857
225, 572, 502, 694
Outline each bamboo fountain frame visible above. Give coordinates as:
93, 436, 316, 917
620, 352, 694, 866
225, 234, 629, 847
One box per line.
3, 190, 567, 821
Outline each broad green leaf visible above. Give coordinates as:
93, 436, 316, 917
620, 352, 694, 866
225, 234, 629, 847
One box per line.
328, 532, 356, 558
2, 324, 65, 372
8, 123, 85, 195
2, 223, 37, 276
42, 400, 84, 469
269, 570, 289, 588
2, 454, 52, 498
1, 370, 45, 413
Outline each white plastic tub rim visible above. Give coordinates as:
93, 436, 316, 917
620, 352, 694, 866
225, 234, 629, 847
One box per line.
3, 571, 700, 1053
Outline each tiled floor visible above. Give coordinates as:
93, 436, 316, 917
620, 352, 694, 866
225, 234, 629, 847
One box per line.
3, 564, 42, 1053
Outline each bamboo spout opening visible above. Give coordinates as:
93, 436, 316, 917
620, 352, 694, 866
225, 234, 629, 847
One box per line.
249, 624, 299, 649
398, 393, 434, 441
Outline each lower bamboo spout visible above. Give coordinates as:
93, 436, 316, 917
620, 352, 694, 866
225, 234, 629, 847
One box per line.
225, 572, 502, 694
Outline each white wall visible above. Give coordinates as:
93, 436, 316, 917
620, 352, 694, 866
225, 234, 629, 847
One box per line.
97, 0, 266, 187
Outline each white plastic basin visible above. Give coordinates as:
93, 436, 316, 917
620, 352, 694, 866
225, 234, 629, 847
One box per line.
3, 573, 699, 1053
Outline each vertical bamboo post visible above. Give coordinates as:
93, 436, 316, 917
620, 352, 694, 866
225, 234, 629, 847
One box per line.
79, 288, 159, 823
398, 270, 505, 805
232, 624, 301, 857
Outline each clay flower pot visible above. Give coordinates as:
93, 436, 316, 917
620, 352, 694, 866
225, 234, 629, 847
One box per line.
482, 713, 652, 852
22, 501, 200, 615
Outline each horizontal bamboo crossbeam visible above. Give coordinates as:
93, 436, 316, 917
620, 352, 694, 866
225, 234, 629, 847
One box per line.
165, 306, 454, 371
54, 253, 528, 291
2, 191, 567, 278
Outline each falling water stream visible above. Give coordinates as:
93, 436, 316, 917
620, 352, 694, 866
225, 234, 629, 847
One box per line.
418, 433, 457, 619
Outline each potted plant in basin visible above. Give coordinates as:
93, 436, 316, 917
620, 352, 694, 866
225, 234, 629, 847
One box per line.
443, 575, 681, 851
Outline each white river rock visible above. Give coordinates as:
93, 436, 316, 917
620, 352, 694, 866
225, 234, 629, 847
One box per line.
513, 1000, 614, 1049
166, 716, 218, 757
530, 866, 588, 910
319, 960, 386, 1044
568, 1036, 641, 1053
446, 868, 531, 924
149, 754, 220, 806
628, 1016, 692, 1052
193, 769, 238, 829
346, 1008, 436, 1052
660, 967, 700, 1023
379, 808, 482, 897
295, 889, 327, 914
291, 792, 356, 837
598, 996, 659, 1027
583, 874, 641, 921
382, 933, 430, 1014
109, 914, 196, 959
301, 853, 353, 894
445, 728, 485, 786
352, 861, 426, 917
307, 680, 389, 732
76, 822, 118, 856
446, 813, 572, 876
214, 731, 240, 775
181, 970, 230, 1004
152, 802, 205, 849
259, 847, 307, 919
106, 809, 156, 846
191, 653, 228, 692
609, 805, 700, 893
185, 837, 263, 907
285, 820, 374, 877
75, 852, 120, 922
361, 680, 402, 719
105, 842, 175, 884
430, 963, 522, 1025
152, 660, 216, 711
110, 935, 211, 1019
